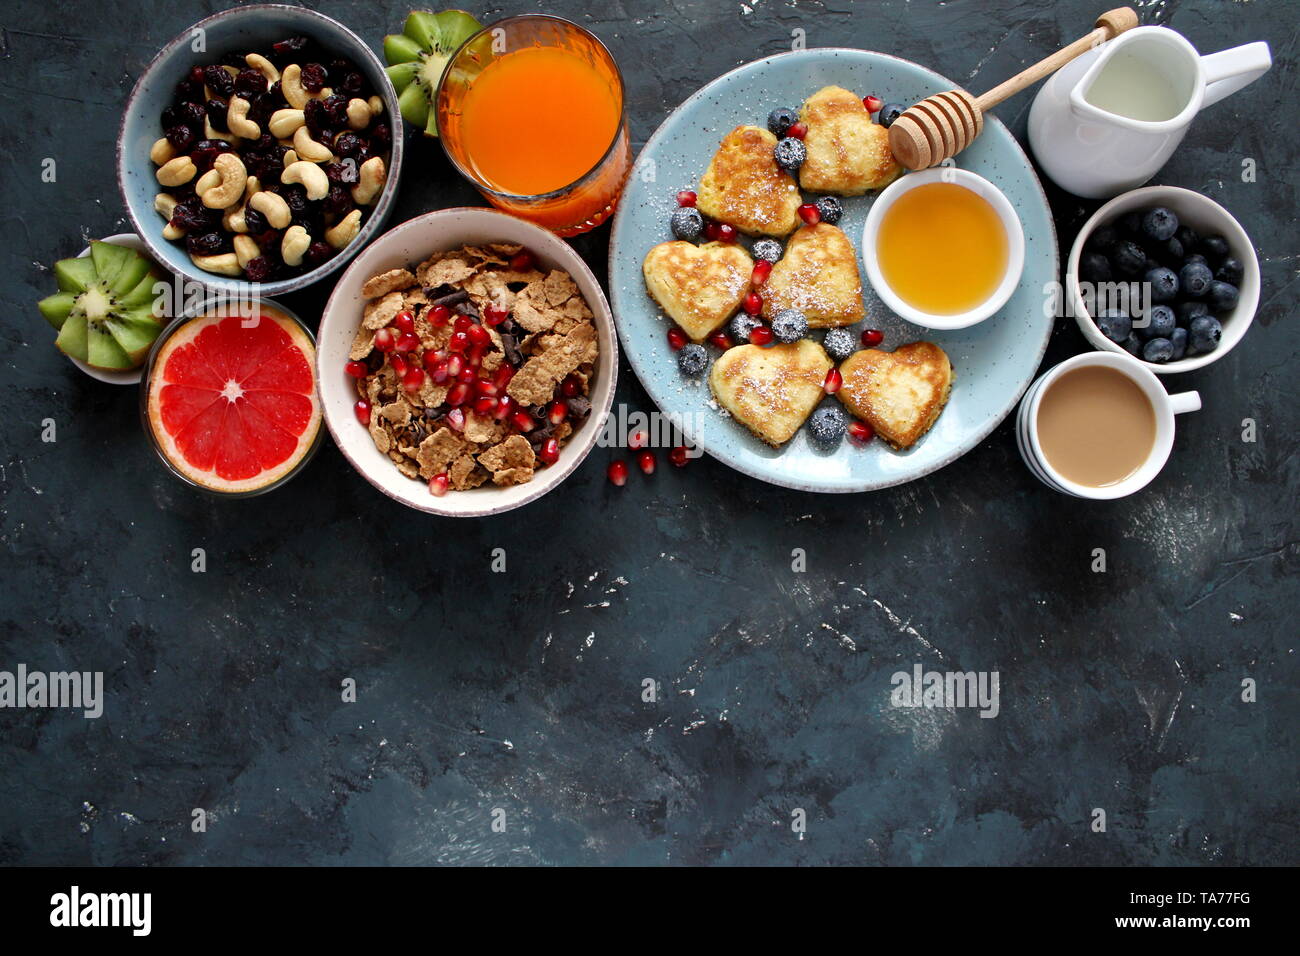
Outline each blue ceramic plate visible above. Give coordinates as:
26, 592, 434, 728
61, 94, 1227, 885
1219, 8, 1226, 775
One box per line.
608, 49, 1057, 493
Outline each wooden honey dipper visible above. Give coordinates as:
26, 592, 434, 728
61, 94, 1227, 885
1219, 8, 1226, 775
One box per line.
888, 7, 1140, 170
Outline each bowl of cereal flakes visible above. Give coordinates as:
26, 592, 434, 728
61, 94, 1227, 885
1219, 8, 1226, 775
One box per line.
317, 207, 617, 516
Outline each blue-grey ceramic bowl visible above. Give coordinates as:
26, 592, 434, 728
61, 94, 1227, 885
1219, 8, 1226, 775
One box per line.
608, 49, 1058, 493
117, 4, 404, 299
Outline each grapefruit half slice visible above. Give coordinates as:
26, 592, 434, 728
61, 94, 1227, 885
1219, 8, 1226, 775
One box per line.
146, 307, 321, 494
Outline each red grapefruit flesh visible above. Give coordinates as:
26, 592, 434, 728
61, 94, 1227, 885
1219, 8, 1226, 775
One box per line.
146, 308, 321, 493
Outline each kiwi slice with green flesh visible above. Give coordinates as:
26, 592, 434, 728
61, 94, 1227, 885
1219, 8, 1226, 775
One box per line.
38, 241, 164, 370
384, 10, 482, 137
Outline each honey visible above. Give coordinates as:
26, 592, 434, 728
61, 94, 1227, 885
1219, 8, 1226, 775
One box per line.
877, 182, 1008, 315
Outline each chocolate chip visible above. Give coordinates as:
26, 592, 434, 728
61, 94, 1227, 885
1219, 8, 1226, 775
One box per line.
566, 396, 592, 418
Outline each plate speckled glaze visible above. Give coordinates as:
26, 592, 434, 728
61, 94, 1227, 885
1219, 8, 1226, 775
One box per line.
608, 49, 1058, 493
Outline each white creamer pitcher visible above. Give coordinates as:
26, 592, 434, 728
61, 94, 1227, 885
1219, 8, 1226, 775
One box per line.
1028, 26, 1270, 198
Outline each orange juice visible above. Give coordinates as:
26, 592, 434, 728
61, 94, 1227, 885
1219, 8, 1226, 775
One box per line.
457, 46, 620, 196
878, 182, 1008, 315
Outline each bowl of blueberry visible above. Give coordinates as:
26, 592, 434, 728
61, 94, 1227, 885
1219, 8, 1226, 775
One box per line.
1068, 186, 1258, 374
117, 4, 404, 298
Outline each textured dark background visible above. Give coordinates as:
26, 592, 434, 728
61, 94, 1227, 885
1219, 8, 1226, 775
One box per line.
1, 0, 1296, 866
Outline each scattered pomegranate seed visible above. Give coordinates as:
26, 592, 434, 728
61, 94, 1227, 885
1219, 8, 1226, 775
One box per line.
494, 364, 515, 389
473, 395, 498, 416
453, 315, 472, 333
823, 368, 842, 394
749, 325, 773, 346
395, 331, 419, 353
392, 310, 415, 333
676, 189, 697, 207
607, 460, 628, 486
667, 327, 688, 351
849, 420, 875, 443
751, 260, 772, 285
539, 438, 560, 465
456, 366, 477, 385
390, 354, 408, 377
509, 250, 534, 271
744, 291, 763, 315
863, 94, 883, 113
561, 374, 582, 396
448, 331, 469, 353
475, 378, 499, 398
344, 360, 367, 378
787, 121, 808, 139
428, 473, 449, 497
429, 304, 451, 326
445, 354, 463, 378
484, 304, 509, 327
511, 410, 535, 433
430, 358, 450, 383
637, 450, 656, 475
798, 203, 821, 226
703, 221, 722, 241
354, 400, 371, 425
446, 407, 466, 431
467, 324, 491, 347
708, 330, 733, 350
668, 445, 690, 467
446, 382, 471, 406
494, 395, 515, 421
467, 343, 486, 367
716, 223, 738, 243
402, 367, 425, 393
627, 429, 648, 450
373, 328, 395, 352
548, 400, 568, 425
861, 328, 884, 347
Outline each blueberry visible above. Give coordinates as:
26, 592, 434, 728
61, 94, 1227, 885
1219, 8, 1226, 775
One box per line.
767, 107, 799, 138
1198, 234, 1230, 263
1121, 211, 1144, 235
1215, 257, 1244, 286
1157, 235, 1185, 266
1141, 206, 1179, 241
807, 405, 848, 446
1174, 225, 1199, 253
1184, 253, 1207, 266
677, 344, 709, 376
821, 327, 857, 361
878, 103, 905, 128
1176, 300, 1209, 324
1188, 315, 1223, 355
670, 206, 704, 241
814, 196, 843, 225
1144, 257, 1162, 274
771, 308, 808, 343
1139, 304, 1176, 340
1094, 308, 1132, 343
1144, 266, 1179, 303
1169, 327, 1188, 361
774, 137, 806, 174
1179, 260, 1213, 298
1121, 333, 1143, 357
1142, 337, 1175, 363
1111, 240, 1147, 276
1079, 251, 1112, 284
751, 238, 783, 263
728, 313, 762, 343
1207, 280, 1239, 313
1087, 224, 1120, 252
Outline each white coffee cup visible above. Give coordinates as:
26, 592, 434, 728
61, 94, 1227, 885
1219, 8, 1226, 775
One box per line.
1016, 351, 1200, 498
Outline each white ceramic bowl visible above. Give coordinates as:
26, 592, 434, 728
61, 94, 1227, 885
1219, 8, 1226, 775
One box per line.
1069, 185, 1259, 374
317, 207, 618, 516
861, 167, 1025, 330
62, 233, 156, 386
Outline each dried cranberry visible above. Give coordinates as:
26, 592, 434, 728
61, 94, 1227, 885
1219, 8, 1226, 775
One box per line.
186, 232, 229, 256
243, 256, 274, 282
328, 58, 352, 75
333, 132, 363, 158
340, 72, 364, 96
323, 162, 355, 184
323, 184, 353, 216
253, 133, 276, 152
303, 99, 328, 136
189, 140, 230, 172
203, 65, 234, 98
265, 81, 284, 106
180, 101, 207, 129
243, 207, 269, 234
271, 36, 309, 61
300, 63, 328, 93
369, 123, 391, 151
247, 93, 277, 125
281, 184, 308, 215
174, 79, 203, 104
171, 197, 218, 232
166, 124, 196, 152
160, 105, 181, 129
305, 241, 334, 266
253, 229, 281, 249
322, 94, 348, 126
219, 51, 247, 68
188, 65, 206, 85
204, 98, 229, 131
234, 69, 266, 96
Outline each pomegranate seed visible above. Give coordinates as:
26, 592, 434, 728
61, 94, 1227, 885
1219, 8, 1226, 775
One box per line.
511, 410, 535, 433
354, 400, 371, 425
483, 304, 509, 327
456, 366, 477, 385
703, 221, 721, 241
474, 396, 498, 416
708, 330, 733, 350
676, 189, 697, 207
390, 354, 408, 377
823, 368, 843, 394
627, 429, 648, 450
428, 473, 449, 496
863, 94, 883, 113
453, 315, 472, 333
373, 328, 395, 352
561, 374, 582, 397
607, 460, 628, 487
669, 445, 690, 467
667, 327, 688, 351
446, 407, 466, 431
849, 420, 875, 443
430, 359, 450, 384
429, 304, 451, 326
446, 382, 471, 406
393, 310, 415, 333
787, 121, 808, 139
402, 367, 425, 393
448, 331, 469, 353
637, 450, 656, 475
494, 364, 515, 389
751, 260, 772, 285
509, 250, 535, 271
744, 291, 763, 315
467, 343, 486, 367
749, 325, 773, 346
494, 395, 515, 421
395, 331, 419, 353
344, 360, 367, 378
467, 324, 491, 347
861, 328, 884, 347
539, 438, 560, 465
716, 223, 738, 243
798, 203, 821, 226
445, 354, 463, 378
475, 379, 499, 398
548, 400, 568, 425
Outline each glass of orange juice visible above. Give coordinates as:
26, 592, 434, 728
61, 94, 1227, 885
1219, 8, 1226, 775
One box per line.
435, 15, 632, 237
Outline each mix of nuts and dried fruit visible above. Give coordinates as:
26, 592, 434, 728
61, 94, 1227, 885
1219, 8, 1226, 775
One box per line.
348, 243, 599, 494
150, 35, 391, 281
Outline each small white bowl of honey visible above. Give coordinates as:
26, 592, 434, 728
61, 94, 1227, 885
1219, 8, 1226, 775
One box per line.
862, 168, 1025, 330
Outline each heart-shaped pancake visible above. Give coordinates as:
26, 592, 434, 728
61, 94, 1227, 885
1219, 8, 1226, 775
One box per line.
697, 125, 801, 238
798, 85, 901, 195
643, 240, 752, 342
709, 339, 833, 446
761, 224, 865, 327
837, 342, 953, 449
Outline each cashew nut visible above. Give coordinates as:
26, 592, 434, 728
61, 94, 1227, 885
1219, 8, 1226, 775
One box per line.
227, 96, 260, 139
150, 137, 176, 165
346, 98, 371, 130
190, 251, 242, 276
155, 193, 185, 239
197, 152, 248, 210
245, 52, 279, 84
244, 174, 261, 201
281, 225, 311, 267
233, 235, 261, 269
281, 64, 309, 109
281, 160, 329, 200
222, 200, 248, 234
292, 125, 333, 163
367, 95, 384, 117
155, 156, 196, 187
268, 108, 305, 139
350, 156, 386, 205
282, 149, 299, 167
249, 191, 291, 229
325, 209, 362, 250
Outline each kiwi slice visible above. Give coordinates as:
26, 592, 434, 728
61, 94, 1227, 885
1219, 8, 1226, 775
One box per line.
37, 241, 165, 371
383, 9, 482, 137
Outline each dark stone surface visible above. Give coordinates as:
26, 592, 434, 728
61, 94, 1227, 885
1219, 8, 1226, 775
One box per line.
1, 0, 1296, 866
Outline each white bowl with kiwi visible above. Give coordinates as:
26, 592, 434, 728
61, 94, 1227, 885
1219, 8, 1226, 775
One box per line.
1067, 185, 1259, 375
